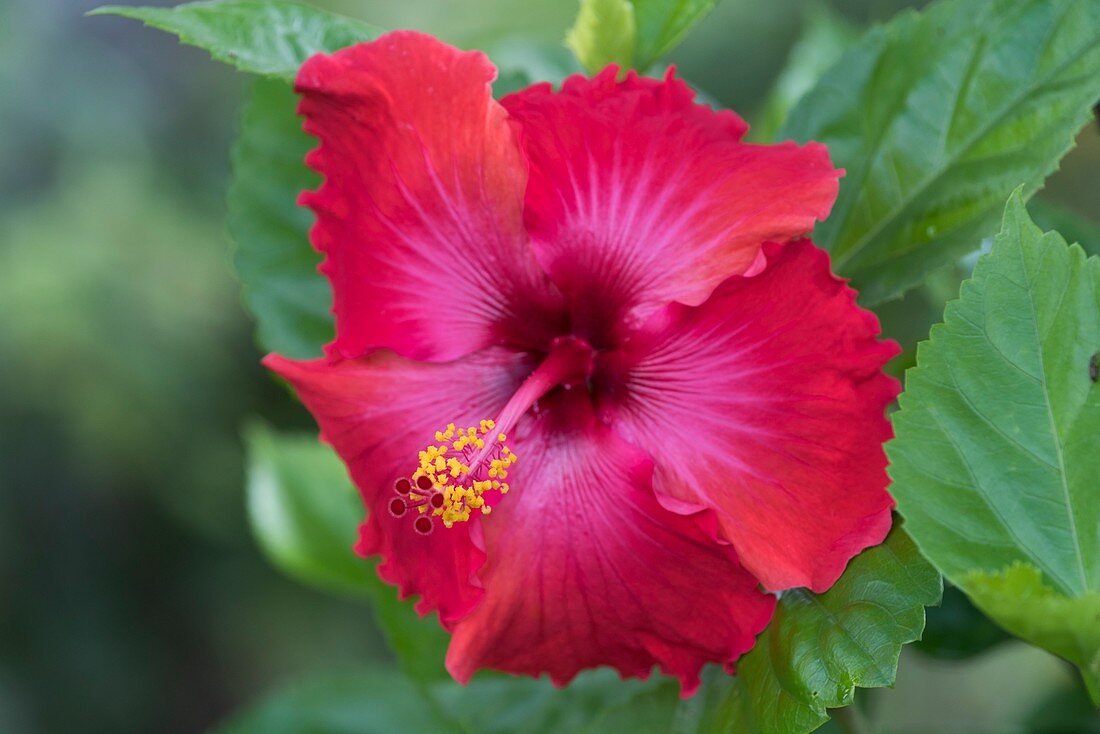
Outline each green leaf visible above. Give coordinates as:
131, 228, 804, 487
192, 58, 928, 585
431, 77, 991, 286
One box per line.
436, 671, 663, 734
245, 424, 451, 681
752, 3, 857, 143
888, 191, 1100, 701
564, 0, 719, 73
565, 0, 636, 74
573, 667, 747, 734
215, 669, 462, 734
630, 0, 717, 70
964, 564, 1100, 703
715, 526, 942, 733
782, 0, 1100, 304
216, 666, 664, 734
246, 422, 367, 596
230, 78, 331, 359
92, 0, 380, 80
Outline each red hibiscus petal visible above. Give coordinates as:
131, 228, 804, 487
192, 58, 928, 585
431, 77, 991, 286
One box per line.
296, 31, 565, 362
596, 241, 899, 593
502, 67, 841, 348
264, 348, 537, 625
446, 390, 775, 694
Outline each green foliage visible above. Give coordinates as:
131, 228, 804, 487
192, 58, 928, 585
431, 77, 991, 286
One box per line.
217, 667, 663, 734
566, 0, 636, 74
783, 0, 1100, 304
753, 3, 857, 142
630, 0, 716, 70
92, 0, 380, 80
716, 526, 942, 733
565, 0, 718, 73
437, 672, 661, 734
888, 192, 1100, 702
97, 1, 386, 358
216, 670, 462, 734
246, 425, 451, 681
231, 78, 332, 359
964, 564, 1100, 703
1032, 198, 1100, 257
245, 423, 368, 596
914, 584, 1009, 660
566, 668, 748, 733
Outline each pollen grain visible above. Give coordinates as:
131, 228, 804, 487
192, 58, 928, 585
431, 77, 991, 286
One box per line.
389, 420, 517, 534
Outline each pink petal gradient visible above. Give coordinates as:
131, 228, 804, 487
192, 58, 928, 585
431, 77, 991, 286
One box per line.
296, 31, 566, 362
264, 348, 537, 625
596, 241, 900, 593
446, 390, 775, 695
501, 68, 841, 348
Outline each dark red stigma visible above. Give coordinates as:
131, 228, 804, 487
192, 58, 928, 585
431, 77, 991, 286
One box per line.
416, 475, 433, 491
388, 497, 407, 517
394, 478, 412, 495
414, 516, 434, 535
430, 492, 445, 509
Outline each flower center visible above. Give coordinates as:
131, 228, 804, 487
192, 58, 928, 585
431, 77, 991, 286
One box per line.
389, 337, 593, 535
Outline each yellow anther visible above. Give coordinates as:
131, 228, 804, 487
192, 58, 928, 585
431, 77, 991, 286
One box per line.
403, 419, 518, 532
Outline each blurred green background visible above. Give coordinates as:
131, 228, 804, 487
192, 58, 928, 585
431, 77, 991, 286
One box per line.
0, 0, 1097, 732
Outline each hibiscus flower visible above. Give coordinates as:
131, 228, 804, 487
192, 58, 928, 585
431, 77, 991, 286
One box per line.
264, 30, 899, 694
